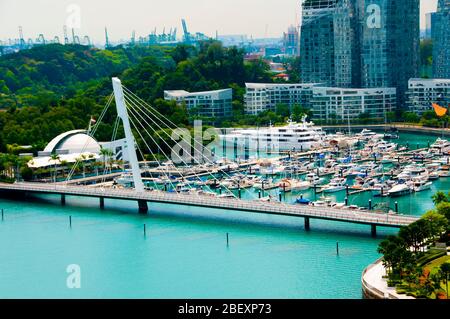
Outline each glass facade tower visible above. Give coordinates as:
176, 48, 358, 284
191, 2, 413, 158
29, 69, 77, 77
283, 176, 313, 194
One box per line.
300, 0, 420, 107
432, 0, 450, 79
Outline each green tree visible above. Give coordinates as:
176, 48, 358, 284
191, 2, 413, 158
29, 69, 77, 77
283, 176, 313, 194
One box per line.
432, 191, 449, 205
49, 153, 60, 183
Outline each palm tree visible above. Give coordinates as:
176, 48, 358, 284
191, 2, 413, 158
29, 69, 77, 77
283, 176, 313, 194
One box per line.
49, 153, 60, 183
100, 147, 113, 172
60, 160, 68, 179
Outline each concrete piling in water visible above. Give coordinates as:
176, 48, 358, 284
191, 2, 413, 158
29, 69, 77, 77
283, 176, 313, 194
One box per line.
304, 217, 310, 231
395, 201, 398, 213
226, 232, 229, 247
144, 224, 146, 237
258, 191, 261, 198
336, 242, 339, 255
61, 194, 66, 206
69, 215, 72, 228
1, 208, 3, 221
138, 200, 148, 214
279, 193, 282, 202
345, 197, 348, 206
369, 199, 372, 210
371, 225, 377, 237
100, 197, 105, 209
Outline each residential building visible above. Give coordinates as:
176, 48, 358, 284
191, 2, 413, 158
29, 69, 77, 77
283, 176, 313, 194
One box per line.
406, 78, 450, 115
300, 0, 339, 86
300, 0, 420, 106
358, 0, 420, 106
164, 89, 232, 119
425, 12, 433, 39
244, 83, 319, 115
311, 87, 396, 122
283, 25, 300, 56
432, 0, 450, 79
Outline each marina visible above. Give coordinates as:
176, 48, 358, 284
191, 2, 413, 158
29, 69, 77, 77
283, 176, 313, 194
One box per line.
0, 80, 449, 299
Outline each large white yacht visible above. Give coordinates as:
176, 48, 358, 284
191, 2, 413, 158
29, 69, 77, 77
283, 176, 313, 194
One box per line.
219, 116, 325, 152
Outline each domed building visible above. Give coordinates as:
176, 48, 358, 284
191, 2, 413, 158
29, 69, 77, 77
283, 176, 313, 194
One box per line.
41, 130, 101, 155
28, 129, 128, 169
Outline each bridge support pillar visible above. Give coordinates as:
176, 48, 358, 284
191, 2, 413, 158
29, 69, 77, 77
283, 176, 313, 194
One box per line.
304, 217, 310, 231
99, 197, 105, 209
371, 224, 377, 237
138, 200, 148, 214
61, 194, 66, 206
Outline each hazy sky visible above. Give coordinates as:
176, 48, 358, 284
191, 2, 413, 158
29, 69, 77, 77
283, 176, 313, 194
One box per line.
0, 0, 439, 44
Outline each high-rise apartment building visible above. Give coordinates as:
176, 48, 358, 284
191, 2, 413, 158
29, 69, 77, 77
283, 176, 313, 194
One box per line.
283, 25, 300, 56
300, 0, 420, 107
300, 0, 339, 86
432, 0, 450, 79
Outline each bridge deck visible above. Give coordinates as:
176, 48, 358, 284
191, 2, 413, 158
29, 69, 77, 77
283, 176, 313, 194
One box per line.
0, 182, 419, 228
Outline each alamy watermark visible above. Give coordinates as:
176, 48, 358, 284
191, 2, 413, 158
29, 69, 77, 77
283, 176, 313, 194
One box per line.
66, 264, 81, 289
66, 4, 81, 29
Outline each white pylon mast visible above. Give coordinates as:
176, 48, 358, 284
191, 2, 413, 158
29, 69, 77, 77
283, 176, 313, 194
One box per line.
112, 77, 145, 192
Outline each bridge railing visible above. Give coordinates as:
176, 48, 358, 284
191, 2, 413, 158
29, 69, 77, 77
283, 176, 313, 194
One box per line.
0, 182, 418, 226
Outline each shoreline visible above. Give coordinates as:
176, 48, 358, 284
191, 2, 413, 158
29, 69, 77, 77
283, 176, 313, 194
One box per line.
361, 258, 415, 299
322, 124, 450, 137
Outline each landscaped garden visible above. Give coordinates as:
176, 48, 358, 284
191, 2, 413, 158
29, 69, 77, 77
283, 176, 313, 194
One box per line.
378, 191, 450, 299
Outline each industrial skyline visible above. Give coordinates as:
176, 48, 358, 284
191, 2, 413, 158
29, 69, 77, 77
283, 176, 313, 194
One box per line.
0, 0, 439, 44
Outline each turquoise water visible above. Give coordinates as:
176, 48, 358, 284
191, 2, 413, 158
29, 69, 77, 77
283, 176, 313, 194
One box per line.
0, 132, 448, 299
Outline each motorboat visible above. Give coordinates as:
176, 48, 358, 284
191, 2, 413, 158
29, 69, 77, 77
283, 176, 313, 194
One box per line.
387, 183, 412, 197
253, 179, 278, 190
355, 129, 384, 141
412, 179, 432, 192
278, 179, 311, 192
321, 178, 347, 193
305, 173, 325, 185
430, 138, 450, 154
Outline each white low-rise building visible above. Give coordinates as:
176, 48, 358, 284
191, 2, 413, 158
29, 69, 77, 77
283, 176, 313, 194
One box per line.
30, 130, 128, 169
311, 87, 397, 122
406, 78, 450, 115
244, 83, 319, 115
164, 89, 232, 119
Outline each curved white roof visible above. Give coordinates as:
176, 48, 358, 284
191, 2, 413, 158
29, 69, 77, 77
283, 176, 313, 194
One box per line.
43, 130, 101, 154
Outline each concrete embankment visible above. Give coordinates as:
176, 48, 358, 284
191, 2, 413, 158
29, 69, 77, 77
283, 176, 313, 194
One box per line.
323, 124, 450, 137
361, 259, 414, 299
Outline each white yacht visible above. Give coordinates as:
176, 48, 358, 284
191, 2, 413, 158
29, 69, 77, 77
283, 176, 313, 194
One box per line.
220, 116, 325, 152
305, 173, 325, 185
430, 138, 450, 154
355, 129, 384, 141
412, 179, 432, 192
278, 179, 311, 192
388, 183, 412, 197
321, 177, 347, 193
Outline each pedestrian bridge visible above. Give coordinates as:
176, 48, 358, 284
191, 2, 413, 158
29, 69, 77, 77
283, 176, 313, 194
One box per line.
0, 182, 419, 236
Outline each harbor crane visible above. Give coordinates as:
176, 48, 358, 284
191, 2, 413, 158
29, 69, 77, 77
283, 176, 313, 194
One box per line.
71, 29, 80, 44
105, 27, 110, 48
63, 26, 70, 45
18, 26, 26, 49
